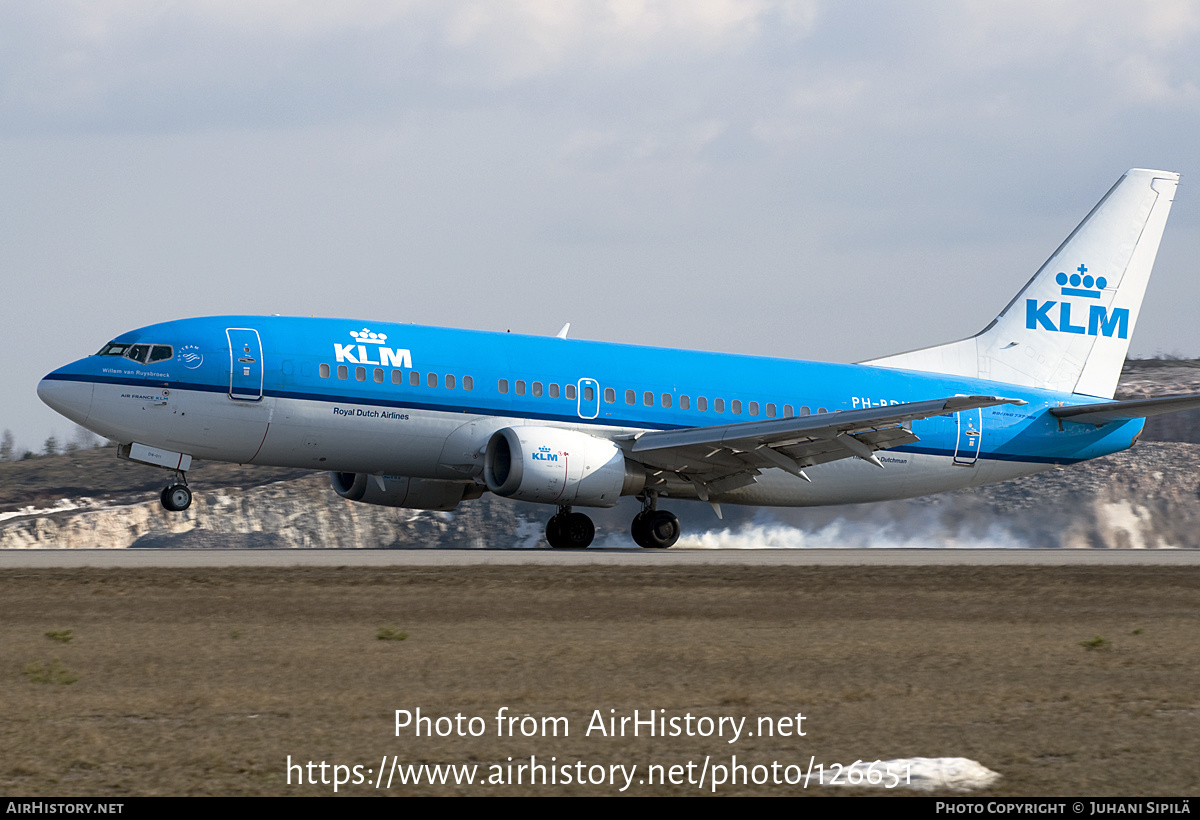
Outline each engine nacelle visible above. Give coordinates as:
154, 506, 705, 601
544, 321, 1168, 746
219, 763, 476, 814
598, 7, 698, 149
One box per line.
483, 426, 645, 507
330, 473, 483, 511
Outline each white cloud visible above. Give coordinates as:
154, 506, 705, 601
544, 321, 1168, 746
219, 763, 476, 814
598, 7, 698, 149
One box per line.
0, 1, 826, 135
5, 2, 1200, 447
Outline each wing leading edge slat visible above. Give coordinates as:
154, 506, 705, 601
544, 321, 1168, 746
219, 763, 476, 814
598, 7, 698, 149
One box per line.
632, 395, 1024, 454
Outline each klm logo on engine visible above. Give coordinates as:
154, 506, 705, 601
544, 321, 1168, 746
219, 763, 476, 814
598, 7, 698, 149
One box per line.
1025, 265, 1129, 339
334, 328, 413, 367
532, 446, 559, 462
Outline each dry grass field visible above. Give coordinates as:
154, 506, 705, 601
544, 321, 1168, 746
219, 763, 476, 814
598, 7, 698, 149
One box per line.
1, 565, 1198, 796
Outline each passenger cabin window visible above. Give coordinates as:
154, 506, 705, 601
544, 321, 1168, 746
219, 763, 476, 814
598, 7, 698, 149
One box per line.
714, 398, 725, 413
550, 383, 560, 399
766, 403, 777, 418
428, 373, 438, 388
516, 380, 526, 396
799, 406, 809, 416
661, 393, 672, 409
603, 387, 615, 403
463, 376, 473, 391
337, 365, 348, 380
498, 379, 509, 394
680, 395, 690, 410
749, 401, 759, 416
625, 390, 635, 405
583, 385, 594, 401
785, 405, 795, 417
410, 371, 420, 386
732, 400, 742, 415
392, 370, 402, 384
533, 382, 543, 397
319, 364, 330, 379
566, 384, 576, 400
643, 391, 653, 407
374, 368, 384, 383
355, 367, 366, 381
697, 397, 708, 412
445, 374, 456, 389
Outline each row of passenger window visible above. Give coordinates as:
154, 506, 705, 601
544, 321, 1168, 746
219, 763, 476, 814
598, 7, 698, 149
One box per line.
496, 379, 826, 418
498, 379, 578, 400
319, 363, 474, 391
317, 365, 826, 419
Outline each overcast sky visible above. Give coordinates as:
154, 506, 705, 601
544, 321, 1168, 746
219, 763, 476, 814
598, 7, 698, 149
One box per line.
4, 1, 1200, 452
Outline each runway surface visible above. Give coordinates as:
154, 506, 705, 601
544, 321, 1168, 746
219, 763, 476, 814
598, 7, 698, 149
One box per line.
2, 547, 1199, 568
4, 559, 1198, 796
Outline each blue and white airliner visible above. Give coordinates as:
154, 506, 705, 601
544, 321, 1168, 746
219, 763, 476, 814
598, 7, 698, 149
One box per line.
38, 169, 1200, 547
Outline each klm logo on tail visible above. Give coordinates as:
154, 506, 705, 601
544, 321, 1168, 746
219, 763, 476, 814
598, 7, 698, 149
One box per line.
1026, 264, 1129, 339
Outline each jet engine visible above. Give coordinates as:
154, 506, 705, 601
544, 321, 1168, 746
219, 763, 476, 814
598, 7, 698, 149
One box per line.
483, 426, 645, 506
330, 473, 483, 511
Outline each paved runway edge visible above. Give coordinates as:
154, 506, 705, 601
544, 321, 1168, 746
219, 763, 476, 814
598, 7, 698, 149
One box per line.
2, 547, 1200, 568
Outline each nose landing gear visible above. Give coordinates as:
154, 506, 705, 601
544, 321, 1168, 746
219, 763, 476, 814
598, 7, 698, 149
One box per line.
160, 477, 192, 512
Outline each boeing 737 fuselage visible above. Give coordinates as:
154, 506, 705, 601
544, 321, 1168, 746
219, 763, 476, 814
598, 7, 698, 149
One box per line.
38, 169, 1200, 547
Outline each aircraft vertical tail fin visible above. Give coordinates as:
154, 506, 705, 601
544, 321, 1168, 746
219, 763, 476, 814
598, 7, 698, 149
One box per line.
863, 169, 1179, 398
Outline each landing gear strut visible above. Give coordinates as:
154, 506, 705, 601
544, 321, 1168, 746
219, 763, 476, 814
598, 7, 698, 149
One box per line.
631, 493, 680, 548
160, 475, 192, 512
545, 506, 595, 549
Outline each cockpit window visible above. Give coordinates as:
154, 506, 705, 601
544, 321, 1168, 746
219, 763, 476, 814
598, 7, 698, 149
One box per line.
96, 341, 173, 364
126, 344, 152, 363
148, 345, 174, 363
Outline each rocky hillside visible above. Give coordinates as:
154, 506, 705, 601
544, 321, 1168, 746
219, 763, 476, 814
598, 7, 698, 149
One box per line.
0, 472, 542, 550
3, 359, 1199, 549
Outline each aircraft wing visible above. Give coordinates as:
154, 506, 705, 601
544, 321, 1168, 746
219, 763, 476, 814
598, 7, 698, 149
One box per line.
627, 395, 1026, 495
1049, 393, 1200, 426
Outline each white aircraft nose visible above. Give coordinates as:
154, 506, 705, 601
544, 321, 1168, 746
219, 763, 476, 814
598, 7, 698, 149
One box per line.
37, 374, 94, 426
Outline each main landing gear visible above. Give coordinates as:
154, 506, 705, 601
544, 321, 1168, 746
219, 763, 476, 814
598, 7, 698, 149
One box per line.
631, 494, 680, 549
543, 496, 682, 549
545, 507, 596, 549
160, 475, 193, 512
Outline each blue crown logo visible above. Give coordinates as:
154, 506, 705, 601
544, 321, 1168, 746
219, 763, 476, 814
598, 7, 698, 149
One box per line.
1056, 264, 1106, 299
538, 446, 552, 452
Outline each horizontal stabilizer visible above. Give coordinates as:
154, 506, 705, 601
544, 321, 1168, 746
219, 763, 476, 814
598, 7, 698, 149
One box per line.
633, 395, 1026, 454
1050, 393, 1200, 426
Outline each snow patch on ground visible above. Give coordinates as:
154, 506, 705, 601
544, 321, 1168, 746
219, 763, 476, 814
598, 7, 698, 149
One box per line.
827, 757, 1001, 792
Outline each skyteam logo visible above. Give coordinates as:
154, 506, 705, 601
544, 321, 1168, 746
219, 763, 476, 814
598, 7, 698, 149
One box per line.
1026, 264, 1129, 339
532, 446, 560, 462
180, 344, 204, 369
334, 328, 412, 368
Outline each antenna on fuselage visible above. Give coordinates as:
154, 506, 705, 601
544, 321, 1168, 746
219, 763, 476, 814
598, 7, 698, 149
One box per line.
556, 323, 571, 339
